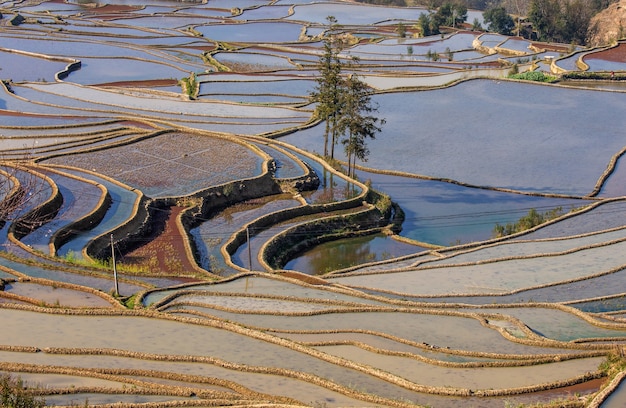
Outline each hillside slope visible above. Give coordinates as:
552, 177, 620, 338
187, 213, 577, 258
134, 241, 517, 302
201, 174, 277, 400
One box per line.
589, 0, 626, 46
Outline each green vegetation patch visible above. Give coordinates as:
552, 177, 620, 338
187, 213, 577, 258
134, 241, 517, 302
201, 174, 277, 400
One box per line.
508, 71, 558, 83
562, 71, 625, 81
493, 207, 564, 237
1, 374, 46, 408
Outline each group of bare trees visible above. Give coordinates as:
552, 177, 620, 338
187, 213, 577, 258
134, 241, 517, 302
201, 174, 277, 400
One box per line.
310, 17, 385, 178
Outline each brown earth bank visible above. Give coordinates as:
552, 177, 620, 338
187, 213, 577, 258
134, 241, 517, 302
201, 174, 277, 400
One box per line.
93, 79, 180, 88
82, 4, 144, 14
278, 270, 331, 285
117, 120, 159, 129
531, 42, 571, 53
119, 206, 201, 278
531, 377, 605, 401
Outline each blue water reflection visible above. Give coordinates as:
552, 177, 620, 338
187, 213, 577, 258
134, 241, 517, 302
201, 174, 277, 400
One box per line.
55, 170, 139, 259
195, 22, 303, 43
280, 80, 626, 195
357, 170, 586, 246
284, 234, 423, 275
601, 378, 626, 407
600, 156, 626, 197
573, 296, 626, 313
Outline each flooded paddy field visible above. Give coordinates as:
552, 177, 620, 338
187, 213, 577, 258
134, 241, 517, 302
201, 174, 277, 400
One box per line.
2, 0, 626, 406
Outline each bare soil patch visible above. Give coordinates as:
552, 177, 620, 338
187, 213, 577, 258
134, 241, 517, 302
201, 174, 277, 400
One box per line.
584, 42, 626, 63
119, 206, 200, 277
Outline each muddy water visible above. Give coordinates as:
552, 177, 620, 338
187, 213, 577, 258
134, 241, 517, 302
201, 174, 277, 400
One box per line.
0, 348, 554, 408
4, 281, 113, 308
0, 350, 386, 407
142, 275, 389, 307
316, 345, 603, 390
279, 332, 504, 364
480, 307, 626, 342
0, 308, 442, 404
191, 309, 564, 356
166, 296, 342, 313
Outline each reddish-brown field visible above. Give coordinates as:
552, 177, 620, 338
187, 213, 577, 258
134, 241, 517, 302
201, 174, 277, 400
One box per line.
119, 206, 200, 277
585, 42, 626, 62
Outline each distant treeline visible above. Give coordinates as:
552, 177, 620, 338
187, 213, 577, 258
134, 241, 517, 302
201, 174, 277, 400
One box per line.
354, 0, 616, 13
354, 0, 620, 46
353, 0, 491, 10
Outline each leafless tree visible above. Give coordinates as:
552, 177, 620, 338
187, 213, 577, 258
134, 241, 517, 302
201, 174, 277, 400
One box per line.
0, 159, 53, 236
502, 0, 530, 36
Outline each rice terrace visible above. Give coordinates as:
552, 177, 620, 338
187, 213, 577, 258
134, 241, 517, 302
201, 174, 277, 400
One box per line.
1, 0, 626, 406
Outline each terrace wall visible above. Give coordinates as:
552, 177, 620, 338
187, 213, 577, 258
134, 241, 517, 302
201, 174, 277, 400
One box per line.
83, 139, 319, 264
85, 193, 153, 260
50, 187, 112, 256
55, 60, 81, 81
171, 171, 285, 269
179, 171, 283, 228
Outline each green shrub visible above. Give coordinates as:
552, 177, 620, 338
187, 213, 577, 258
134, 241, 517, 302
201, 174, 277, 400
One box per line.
562, 71, 622, 81
223, 183, 234, 197
0, 374, 46, 408
493, 207, 563, 237
396, 22, 406, 38
508, 71, 557, 83
179, 73, 198, 99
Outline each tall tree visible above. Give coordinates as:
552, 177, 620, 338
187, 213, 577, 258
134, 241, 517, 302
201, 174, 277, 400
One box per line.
483, 6, 515, 35
528, 0, 562, 41
310, 16, 343, 158
417, 12, 437, 36
337, 73, 385, 178
526, 0, 601, 44
562, 0, 594, 45
433, 2, 467, 28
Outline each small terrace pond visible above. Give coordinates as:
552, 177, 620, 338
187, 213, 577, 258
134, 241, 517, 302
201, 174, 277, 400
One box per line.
284, 233, 424, 275
194, 22, 304, 43
283, 170, 586, 274
357, 171, 587, 246
0, 50, 70, 83
287, 3, 426, 25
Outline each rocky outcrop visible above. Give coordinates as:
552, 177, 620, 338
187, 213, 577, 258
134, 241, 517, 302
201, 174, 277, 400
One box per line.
588, 0, 626, 46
